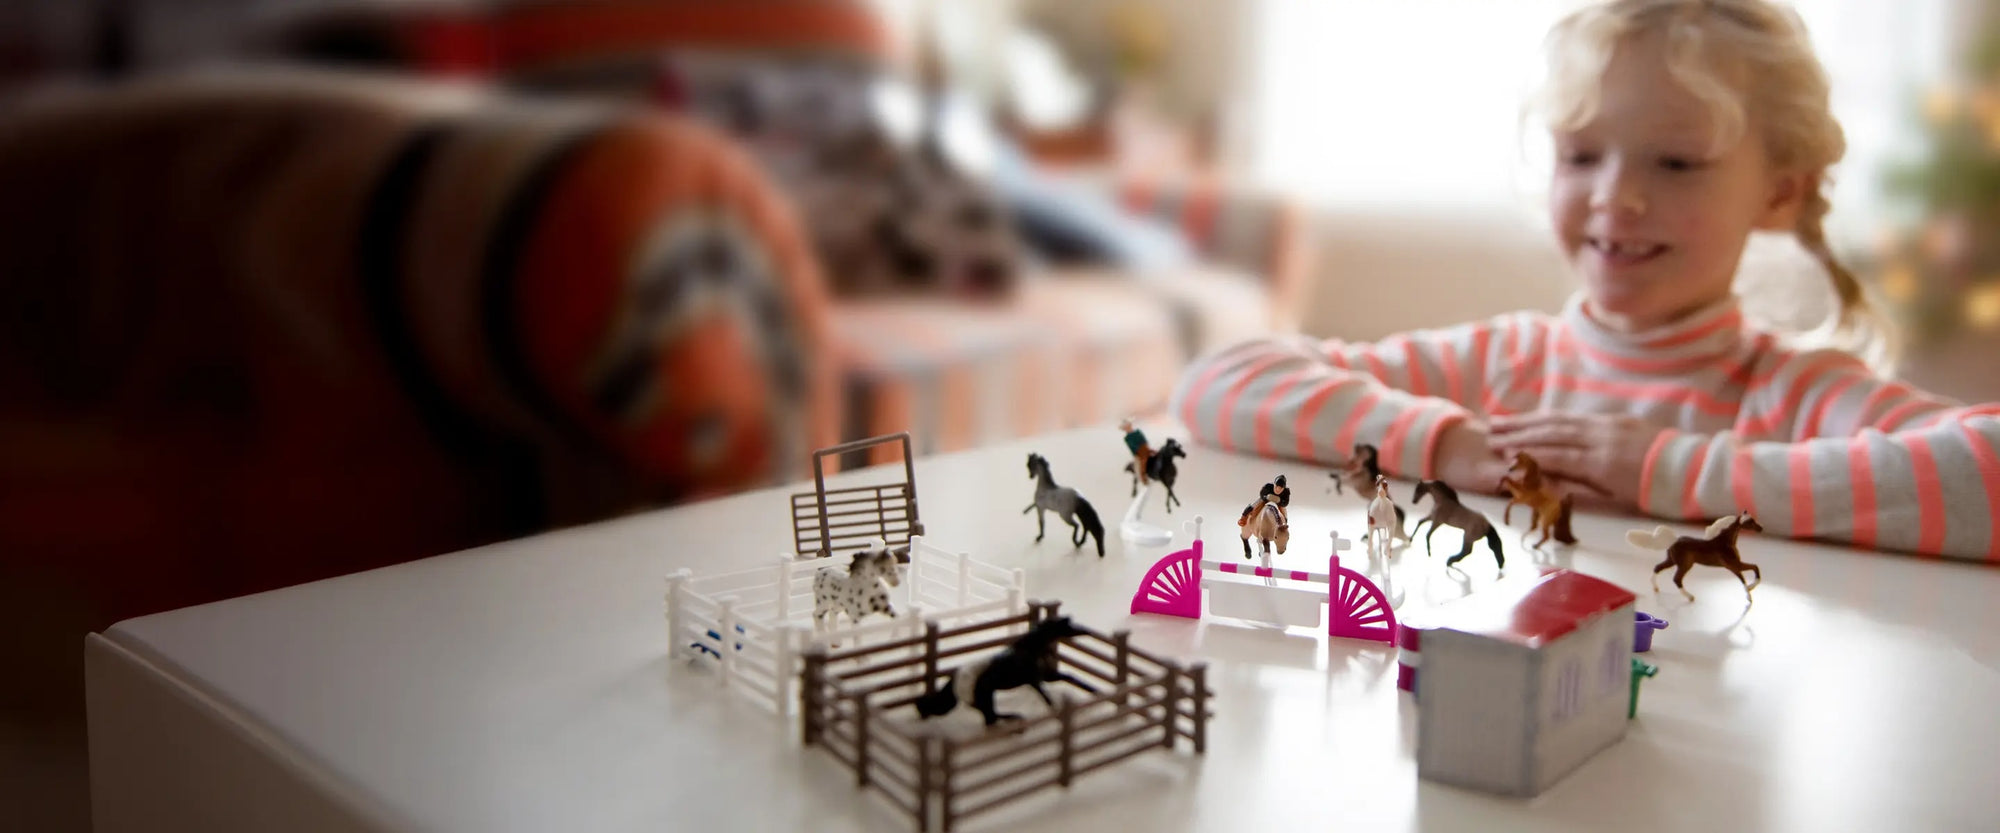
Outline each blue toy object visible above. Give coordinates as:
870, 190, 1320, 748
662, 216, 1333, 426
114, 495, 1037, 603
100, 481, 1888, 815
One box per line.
692, 624, 748, 658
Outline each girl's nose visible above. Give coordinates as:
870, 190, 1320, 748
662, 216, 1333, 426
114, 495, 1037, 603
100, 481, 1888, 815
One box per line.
1589, 165, 1647, 217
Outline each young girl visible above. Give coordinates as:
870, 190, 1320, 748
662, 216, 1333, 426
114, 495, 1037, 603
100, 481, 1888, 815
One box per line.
1172, 0, 2000, 561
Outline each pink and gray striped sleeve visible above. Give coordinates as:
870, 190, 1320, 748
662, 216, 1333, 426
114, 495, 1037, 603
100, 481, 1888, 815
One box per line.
1639, 350, 2000, 562
1169, 318, 1514, 477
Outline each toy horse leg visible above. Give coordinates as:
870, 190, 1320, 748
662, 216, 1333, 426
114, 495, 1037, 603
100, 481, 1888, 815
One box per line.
1649, 558, 1675, 591
1034, 507, 1047, 542
975, 678, 1021, 725
1049, 669, 1098, 693
1736, 562, 1762, 597
1029, 681, 1057, 709
1671, 562, 1696, 602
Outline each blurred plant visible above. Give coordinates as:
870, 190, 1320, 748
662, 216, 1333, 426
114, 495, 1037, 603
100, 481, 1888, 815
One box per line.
1879, 15, 2000, 345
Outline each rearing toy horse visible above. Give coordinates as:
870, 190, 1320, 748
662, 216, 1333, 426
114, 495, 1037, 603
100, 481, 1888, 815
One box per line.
1498, 452, 1577, 548
1126, 437, 1186, 512
914, 615, 1100, 725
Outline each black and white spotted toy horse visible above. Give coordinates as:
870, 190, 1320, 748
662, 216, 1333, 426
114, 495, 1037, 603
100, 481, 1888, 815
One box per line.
813, 542, 903, 636
914, 615, 1100, 726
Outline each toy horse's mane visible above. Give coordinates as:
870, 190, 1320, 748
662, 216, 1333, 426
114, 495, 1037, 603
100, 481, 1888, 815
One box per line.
1702, 513, 1748, 540
1421, 480, 1459, 502
847, 540, 890, 570
1018, 615, 1076, 647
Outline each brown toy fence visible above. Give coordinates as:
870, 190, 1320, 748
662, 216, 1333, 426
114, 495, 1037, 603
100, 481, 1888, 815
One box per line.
793, 432, 923, 560
800, 602, 1210, 833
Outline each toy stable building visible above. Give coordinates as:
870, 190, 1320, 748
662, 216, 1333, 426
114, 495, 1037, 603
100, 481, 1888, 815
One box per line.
1413, 569, 1638, 797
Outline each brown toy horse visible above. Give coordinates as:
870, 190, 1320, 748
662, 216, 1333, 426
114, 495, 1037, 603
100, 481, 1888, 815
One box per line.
1498, 452, 1577, 548
1626, 512, 1764, 602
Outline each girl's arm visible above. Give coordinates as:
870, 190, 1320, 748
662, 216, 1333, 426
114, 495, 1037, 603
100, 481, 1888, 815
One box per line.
1639, 353, 2000, 561
1169, 314, 1531, 477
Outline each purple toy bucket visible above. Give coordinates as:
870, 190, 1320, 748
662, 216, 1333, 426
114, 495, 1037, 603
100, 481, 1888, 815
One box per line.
1634, 611, 1668, 652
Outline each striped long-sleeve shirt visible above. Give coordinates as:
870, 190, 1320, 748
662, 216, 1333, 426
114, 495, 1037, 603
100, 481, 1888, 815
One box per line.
1170, 293, 2000, 562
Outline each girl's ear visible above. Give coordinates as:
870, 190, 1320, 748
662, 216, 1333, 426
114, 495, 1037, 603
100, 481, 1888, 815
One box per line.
1754, 168, 1812, 231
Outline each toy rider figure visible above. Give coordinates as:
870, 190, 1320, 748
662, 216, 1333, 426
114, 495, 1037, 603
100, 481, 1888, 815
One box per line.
1121, 419, 1153, 485
1239, 475, 1290, 527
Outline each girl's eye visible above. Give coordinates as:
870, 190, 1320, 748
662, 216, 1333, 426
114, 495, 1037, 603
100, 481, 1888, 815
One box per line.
1660, 156, 1705, 172
1560, 150, 1600, 167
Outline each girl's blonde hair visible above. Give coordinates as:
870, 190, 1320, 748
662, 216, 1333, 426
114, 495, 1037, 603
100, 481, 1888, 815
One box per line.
1537, 0, 1898, 371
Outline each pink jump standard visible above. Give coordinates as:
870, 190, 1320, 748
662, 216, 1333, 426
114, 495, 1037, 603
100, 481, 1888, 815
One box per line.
1130, 521, 1398, 645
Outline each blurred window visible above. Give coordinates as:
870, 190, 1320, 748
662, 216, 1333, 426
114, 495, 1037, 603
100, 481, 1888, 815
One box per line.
1246, 0, 1955, 241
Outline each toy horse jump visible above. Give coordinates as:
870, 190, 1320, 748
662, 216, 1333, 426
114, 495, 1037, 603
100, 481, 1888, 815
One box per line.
1498, 452, 1577, 548
915, 615, 1100, 725
1026, 453, 1106, 556
1125, 437, 1186, 512
813, 543, 902, 638
1627, 512, 1764, 602
1411, 480, 1505, 569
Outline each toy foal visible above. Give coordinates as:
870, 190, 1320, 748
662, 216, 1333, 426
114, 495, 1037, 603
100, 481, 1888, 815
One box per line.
1627, 512, 1764, 602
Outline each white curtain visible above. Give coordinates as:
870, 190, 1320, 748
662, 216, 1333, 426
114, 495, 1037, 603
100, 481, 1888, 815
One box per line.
1242, 0, 1959, 244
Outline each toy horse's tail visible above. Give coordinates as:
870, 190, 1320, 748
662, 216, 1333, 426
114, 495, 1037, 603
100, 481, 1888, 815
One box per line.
1553, 494, 1578, 545
1626, 526, 1678, 551
1076, 499, 1105, 557
1482, 527, 1504, 568
915, 675, 959, 718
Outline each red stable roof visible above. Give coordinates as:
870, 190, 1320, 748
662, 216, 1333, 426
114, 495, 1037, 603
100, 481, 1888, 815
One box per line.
1428, 569, 1637, 649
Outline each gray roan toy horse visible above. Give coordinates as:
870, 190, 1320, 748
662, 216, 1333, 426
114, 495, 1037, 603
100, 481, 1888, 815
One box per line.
1025, 453, 1105, 557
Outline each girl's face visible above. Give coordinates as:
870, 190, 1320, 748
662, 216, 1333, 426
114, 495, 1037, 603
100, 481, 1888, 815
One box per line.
1549, 32, 1807, 332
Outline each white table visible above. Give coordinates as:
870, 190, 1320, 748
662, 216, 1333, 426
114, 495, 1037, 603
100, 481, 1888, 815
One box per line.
86, 426, 2000, 832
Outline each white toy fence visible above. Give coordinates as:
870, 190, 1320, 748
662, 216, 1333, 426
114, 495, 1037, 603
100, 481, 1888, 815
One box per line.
665, 535, 1027, 716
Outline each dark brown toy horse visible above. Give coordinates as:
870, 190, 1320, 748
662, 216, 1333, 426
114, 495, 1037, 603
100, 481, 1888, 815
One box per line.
1626, 512, 1764, 602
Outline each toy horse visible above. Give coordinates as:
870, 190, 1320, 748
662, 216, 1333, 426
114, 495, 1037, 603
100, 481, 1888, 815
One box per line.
1627, 512, 1764, 602
915, 615, 1100, 725
1365, 476, 1403, 561
813, 543, 902, 636
1411, 480, 1505, 569
1330, 443, 1407, 539
1125, 437, 1186, 512
1498, 452, 1578, 548
1025, 453, 1106, 557
1238, 497, 1290, 560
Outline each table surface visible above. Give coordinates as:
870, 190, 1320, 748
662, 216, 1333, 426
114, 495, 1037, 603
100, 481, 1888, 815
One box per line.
102, 425, 2000, 832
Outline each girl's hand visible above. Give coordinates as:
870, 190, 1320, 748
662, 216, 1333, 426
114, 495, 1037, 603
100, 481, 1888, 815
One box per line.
1487, 412, 1665, 508
1431, 420, 1514, 496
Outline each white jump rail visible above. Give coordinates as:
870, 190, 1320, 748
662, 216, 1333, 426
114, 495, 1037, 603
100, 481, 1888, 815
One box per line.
665, 535, 1027, 716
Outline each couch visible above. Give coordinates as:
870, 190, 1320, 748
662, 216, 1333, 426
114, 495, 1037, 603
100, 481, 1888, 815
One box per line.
0, 0, 1308, 747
